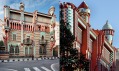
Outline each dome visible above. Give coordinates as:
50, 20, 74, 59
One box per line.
102, 20, 113, 30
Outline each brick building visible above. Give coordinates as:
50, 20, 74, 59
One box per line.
2, 3, 57, 58
60, 1, 116, 71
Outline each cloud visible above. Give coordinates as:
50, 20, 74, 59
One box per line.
10, 3, 20, 9
0, 11, 3, 15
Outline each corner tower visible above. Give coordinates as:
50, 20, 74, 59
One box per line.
102, 20, 114, 45
78, 1, 90, 24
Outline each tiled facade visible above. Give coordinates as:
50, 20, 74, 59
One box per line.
2, 3, 57, 58
60, 1, 116, 71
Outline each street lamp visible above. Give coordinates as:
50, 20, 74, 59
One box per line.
32, 40, 34, 60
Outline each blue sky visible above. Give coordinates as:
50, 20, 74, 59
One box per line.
60, 0, 119, 48
0, 0, 59, 21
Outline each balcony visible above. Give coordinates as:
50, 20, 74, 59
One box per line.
39, 40, 48, 45
23, 38, 33, 45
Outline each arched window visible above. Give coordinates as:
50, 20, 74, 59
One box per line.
19, 24, 21, 30
7, 20, 9, 27
10, 45, 14, 53
24, 25, 26, 30
17, 23, 19, 30
15, 45, 19, 54
13, 23, 14, 29
30, 26, 32, 31
39, 25, 41, 30
29, 25, 30, 31
10, 22, 12, 29
27, 25, 28, 31
41, 35, 44, 41
15, 23, 17, 29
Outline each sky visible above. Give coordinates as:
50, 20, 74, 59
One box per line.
0, 0, 59, 20
60, 0, 119, 48
0, 0, 59, 40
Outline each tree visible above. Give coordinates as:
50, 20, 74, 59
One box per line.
60, 7, 89, 71
0, 40, 4, 46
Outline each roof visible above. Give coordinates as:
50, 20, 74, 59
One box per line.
78, 1, 89, 9
102, 20, 113, 30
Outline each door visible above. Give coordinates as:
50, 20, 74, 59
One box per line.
25, 47, 28, 56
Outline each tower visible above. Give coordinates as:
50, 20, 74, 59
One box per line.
78, 1, 90, 24
19, 2, 25, 11
102, 20, 114, 45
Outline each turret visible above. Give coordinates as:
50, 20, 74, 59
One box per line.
4, 5, 10, 20
102, 20, 114, 45
78, 1, 90, 24
48, 6, 55, 16
20, 2, 25, 22
19, 2, 25, 11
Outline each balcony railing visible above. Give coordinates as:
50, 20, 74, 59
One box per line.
39, 40, 48, 45
23, 38, 33, 45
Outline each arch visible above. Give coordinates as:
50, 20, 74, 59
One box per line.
30, 26, 32, 31
24, 25, 26, 30
39, 25, 41, 31
7, 20, 9, 27
41, 35, 44, 40
27, 25, 28, 31
15, 23, 16, 29
19, 24, 20, 30
17, 23, 19, 30
10, 22, 12, 29
29, 25, 30, 31
13, 23, 14, 29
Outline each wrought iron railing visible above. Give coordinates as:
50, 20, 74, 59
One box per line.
23, 38, 33, 45
39, 40, 48, 45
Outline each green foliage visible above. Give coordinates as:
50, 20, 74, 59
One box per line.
0, 40, 4, 46
60, 8, 89, 71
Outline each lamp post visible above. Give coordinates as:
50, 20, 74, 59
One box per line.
32, 40, 34, 60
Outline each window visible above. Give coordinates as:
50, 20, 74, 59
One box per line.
40, 47, 42, 53
89, 39, 93, 52
39, 45, 46, 55
41, 36, 44, 40
13, 34, 16, 41
10, 45, 14, 53
7, 20, 9, 27
10, 45, 19, 54
15, 45, 19, 53
43, 47, 46, 54
78, 27, 82, 43
27, 36, 30, 43
29, 47, 32, 55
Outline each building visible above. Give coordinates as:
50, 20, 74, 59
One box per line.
60, 1, 116, 71
115, 48, 119, 71
2, 3, 57, 58
53, 21, 60, 57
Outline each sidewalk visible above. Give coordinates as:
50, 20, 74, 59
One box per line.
51, 63, 59, 71
0, 57, 59, 63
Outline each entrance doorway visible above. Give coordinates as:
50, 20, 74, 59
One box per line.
25, 46, 33, 57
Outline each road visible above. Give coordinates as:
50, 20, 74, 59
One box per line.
0, 59, 59, 71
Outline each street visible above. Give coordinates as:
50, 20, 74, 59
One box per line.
0, 59, 59, 71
